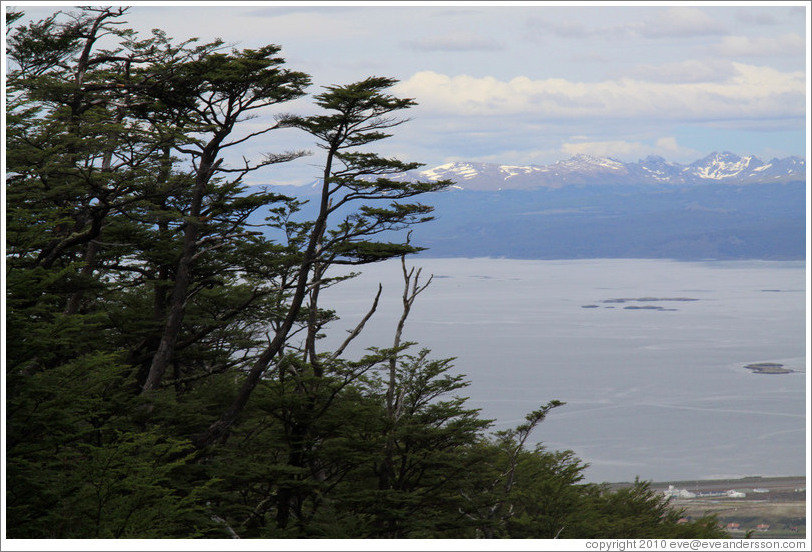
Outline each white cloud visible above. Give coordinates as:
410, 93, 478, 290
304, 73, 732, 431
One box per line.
467, 148, 564, 166
560, 137, 700, 162
654, 137, 690, 155
715, 33, 806, 57
622, 59, 737, 84
394, 63, 805, 123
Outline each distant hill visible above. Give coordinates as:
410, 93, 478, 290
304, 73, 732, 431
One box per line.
270, 152, 807, 261
409, 181, 806, 260
387, 152, 806, 190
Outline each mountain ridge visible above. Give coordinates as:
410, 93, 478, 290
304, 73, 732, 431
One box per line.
390, 152, 806, 191
270, 152, 805, 261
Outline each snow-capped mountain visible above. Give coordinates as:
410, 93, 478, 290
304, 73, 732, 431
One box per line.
396, 152, 805, 190
269, 152, 805, 261
686, 152, 761, 180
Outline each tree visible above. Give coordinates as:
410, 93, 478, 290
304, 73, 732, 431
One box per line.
458, 401, 564, 538
6, 7, 308, 393
196, 76, 453, 447
558, 479, 726, 539
5, 7, 728, 540
138, 42, 310, 391
5, 7, 308, 536
5, 10, 217, 535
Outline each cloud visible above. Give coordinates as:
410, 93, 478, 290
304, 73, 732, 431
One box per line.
621, 59, 738, 84
561, 137, 700, 162
403, 31, 505, 52
523, 17, 592, 40
525, 7, 727, 42
394, 63, 805, 123
634, 7, 727, 38
245, 6, 363, 18
734, 9, 781, 26
715, 33, 806, 57
470, 147, 564, 166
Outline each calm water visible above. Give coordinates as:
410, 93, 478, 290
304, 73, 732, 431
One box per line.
318, 258, 808, 483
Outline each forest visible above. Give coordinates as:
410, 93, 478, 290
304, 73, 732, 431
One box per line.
5, 7, 728, 540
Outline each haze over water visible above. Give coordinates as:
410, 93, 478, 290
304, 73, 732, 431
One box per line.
320, 258, 807, 484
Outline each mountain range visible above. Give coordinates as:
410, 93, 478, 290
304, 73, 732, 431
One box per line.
391, 152, 806, 190
277, 152, 806, 261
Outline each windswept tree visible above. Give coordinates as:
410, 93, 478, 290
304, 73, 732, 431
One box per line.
5, 7, 728, 541
196, 76, 453, 448
187, 77, 455, 532
137, 42, 311, 392
5, 7, 310, 536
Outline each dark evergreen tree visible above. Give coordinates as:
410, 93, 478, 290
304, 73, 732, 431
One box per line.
137, 42, 310, 392
5, 7, 730, 541
5, 7, 307, 536
195, 76, 453, 446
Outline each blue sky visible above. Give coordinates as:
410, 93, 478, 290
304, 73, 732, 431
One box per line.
8, 1, 810, 185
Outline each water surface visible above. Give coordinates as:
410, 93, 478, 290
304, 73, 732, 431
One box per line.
319, 258, 808, 483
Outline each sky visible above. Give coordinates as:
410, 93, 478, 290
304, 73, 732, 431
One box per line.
6, 1, 810, 186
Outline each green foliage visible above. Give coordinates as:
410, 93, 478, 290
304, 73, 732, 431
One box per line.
5, 7, 725, 541
6, 352, 214, 538
559, 479, 727, 539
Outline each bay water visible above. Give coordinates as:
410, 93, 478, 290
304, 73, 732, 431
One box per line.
318, 258, 808, 483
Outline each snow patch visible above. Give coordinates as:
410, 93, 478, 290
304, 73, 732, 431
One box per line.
695, 156, 753, 180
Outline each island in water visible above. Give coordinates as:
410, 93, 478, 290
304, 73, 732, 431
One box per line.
745, 362, 794, 374
581, 297, 699, 311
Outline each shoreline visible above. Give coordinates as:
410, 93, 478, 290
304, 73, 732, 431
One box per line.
611, 475, 805, 488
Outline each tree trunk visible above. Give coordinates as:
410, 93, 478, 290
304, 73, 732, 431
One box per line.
194, 146, 335, 446
141, 150, 220, 391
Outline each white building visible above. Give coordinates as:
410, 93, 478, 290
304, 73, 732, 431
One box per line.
664, 485, 696, 499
